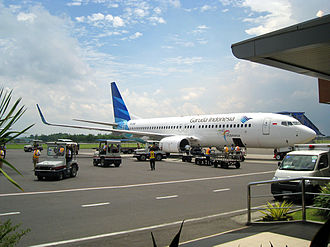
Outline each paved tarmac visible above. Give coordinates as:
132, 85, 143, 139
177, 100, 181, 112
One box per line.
1, 149, 328, 247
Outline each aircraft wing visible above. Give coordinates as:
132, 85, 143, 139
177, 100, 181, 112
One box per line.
72, 118, 118, 127
36, 104, 170, 140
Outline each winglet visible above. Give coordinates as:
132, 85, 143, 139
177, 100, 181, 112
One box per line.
36, 104, 50, 125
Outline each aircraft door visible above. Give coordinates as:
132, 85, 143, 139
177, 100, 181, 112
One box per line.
262, 119, 270, 135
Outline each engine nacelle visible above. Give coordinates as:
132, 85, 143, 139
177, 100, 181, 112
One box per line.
159, 136, 190, 153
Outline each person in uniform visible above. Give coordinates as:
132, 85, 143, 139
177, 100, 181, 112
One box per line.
149, 148, 156, 171
205, 147, 211, 165
224, 145, 229, 158
33, 148, 41, 171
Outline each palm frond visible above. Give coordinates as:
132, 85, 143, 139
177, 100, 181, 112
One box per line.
0, 87, 34, 191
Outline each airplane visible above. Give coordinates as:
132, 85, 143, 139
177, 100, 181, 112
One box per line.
37, 82, 316, 153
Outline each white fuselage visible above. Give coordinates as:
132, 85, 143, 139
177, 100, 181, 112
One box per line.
127, 112, 316, 148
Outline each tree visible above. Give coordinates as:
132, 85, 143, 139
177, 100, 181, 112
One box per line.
0, 88, 34, 191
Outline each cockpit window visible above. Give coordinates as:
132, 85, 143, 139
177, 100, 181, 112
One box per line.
281, 121, 298, 126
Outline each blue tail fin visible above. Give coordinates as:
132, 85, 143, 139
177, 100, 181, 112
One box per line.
111, 82, 131, 129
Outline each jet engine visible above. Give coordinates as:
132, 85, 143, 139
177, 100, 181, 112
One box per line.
159, 136, 190, 153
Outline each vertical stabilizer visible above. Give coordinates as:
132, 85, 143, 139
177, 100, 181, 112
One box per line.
111, 82, 131, 129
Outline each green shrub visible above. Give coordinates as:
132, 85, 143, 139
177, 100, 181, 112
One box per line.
313, 182, 330, 219
0, 219, 30, 247
260, 201, 293, 221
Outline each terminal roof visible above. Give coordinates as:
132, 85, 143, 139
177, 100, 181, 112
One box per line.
231, 14, 330, 81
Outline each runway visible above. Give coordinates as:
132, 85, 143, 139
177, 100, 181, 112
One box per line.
0, 149, 278, 246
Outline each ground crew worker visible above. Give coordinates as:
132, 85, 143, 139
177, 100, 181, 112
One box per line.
224, 145, 229, 158
149, 148, 156, 171
0, 147, 5, 171
205, 147, 211, 165
59, 147, 65, 156
33, 148, 41, 170
66, 147, 72, 163
235, 145, 240, 152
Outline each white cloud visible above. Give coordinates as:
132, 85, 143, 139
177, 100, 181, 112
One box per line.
154, 7, 162, 14
135, 8, 148, 17
240, 0, 296, 35
129, 32, 143, 39
67, 0, 82, 6
168, 0, 181, 8
181, 87, 205, 100
201, 5, 217, 12
17, 12, 37, 22
113, 16, 125, 27
149, 16, 166, 24
163, 56, 203, 65
105, 14, 113, 21
78, 12, 125, 27
75, 16, 85, 22
88, 13, 105, 22
0, 5, 89, 86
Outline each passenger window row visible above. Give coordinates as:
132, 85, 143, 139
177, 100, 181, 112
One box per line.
130, 123, 252, 130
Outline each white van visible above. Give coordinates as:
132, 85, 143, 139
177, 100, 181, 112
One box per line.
271, 144, 330, 200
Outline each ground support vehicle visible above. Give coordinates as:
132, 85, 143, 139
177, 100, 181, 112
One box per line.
194, 155, 209, 165
24, 140, 43, 152
34, 141, 79, 180
211, 152, 242, 169
273, 146, 294, 160
271, 144, 330, 200
93, 140, 122, 167
193, 151, 244, 168
133, 141, 166, 161
181, 146, 203, 162
182, 154, 193, 162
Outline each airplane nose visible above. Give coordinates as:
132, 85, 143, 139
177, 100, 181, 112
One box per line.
299, 126, 316, 143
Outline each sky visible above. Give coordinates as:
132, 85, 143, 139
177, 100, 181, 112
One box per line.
1, 0, 329, 137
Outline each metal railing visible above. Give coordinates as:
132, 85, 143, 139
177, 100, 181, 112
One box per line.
247, 177, 330, 225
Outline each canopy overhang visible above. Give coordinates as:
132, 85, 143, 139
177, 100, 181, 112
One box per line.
231, 14, 330, 104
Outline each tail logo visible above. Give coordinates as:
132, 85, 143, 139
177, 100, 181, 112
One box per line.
111, 82, 131, 130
